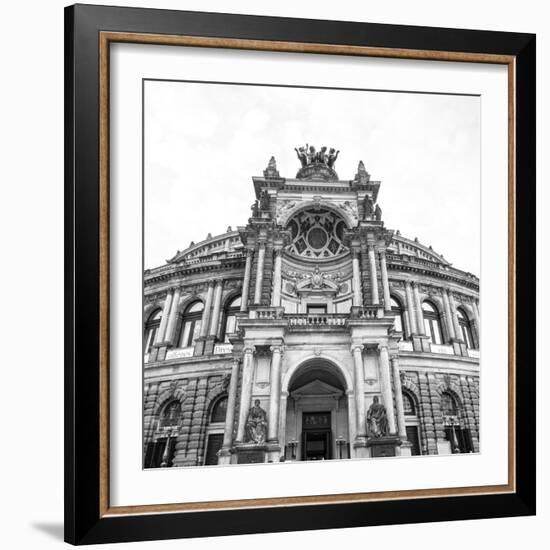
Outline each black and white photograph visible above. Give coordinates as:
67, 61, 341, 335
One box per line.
142, 81, 481, 468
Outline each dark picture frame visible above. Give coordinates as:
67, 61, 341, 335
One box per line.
65, 3, 536, 545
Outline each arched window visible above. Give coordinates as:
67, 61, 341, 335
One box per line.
221, 296, 241, 343
144, 308, 162, 353
457, 307, 474, 349
390, 296, 405, 337
403, 392, 416, 415
179, 301, 204, 348
204, 395, 227, 465
144, 400, 180, 469
422, 301, 443, 345
440, 391, 472, 453
441, 391, 459, 417
210, 396, 228, 423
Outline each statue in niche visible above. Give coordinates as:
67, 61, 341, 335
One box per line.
367, 396, 389, 437
374, 204, 382, 221
245, 399, 268, 444
363, 195, 374, 219
327, 148, 339, 167
251, 200, 259, 218
295, 146, 308, 167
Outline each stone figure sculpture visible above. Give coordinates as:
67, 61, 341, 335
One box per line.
367, 396, 389, 437
374, 204, 382, 221
327, 148, 339, 167
295, 144, 340, 169
295, 146, 308, 167
259, 190, 270, 211
363, 195, 374, 219
245, 399, 268, 444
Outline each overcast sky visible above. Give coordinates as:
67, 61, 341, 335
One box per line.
144, 81, 480, 275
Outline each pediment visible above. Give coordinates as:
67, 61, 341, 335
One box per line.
291, 378, 343, 398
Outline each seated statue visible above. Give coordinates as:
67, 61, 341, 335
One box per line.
245, 399, 268, 444
367, 396, 389, 437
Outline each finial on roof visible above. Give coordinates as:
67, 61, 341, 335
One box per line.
263, 156, 280, 178
354, 160, 370, 184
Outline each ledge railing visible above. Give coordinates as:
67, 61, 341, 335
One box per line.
287, 313, 348, 326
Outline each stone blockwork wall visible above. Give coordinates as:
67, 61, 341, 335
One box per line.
143, 371, 235, 467
401, 370, 480, 454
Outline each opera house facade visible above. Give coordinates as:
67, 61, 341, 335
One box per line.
143, 148, 480, 468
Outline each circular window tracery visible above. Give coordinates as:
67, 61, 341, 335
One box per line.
286, 208, 348, 258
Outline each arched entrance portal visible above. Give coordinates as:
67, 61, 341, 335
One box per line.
283, 359, 351, 461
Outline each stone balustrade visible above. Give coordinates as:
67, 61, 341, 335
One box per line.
287, 313, 347, 326
349, 305, 384, 319
249, 306, 285, 320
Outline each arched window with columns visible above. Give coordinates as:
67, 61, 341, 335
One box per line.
390, 296, 406, 338
144, 308, 162, 353
144, 399, 181, 468
221, 295, 241, 343
457, 307, 475, 349
179, 301, 204, 348
441, 391, 473, 454
422, 300, 443, 345
204, 395, 228, 465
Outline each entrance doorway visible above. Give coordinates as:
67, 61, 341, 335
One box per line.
302, 412, 332, 460
284, 359, 350, 461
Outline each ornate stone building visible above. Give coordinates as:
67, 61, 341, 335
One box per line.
143, 147, 480, 468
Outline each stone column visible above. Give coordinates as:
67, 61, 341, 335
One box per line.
351, 345, 366, 438
235, 346, 256, 442
405, 281, 418, 334
164, 286, 181, 345
271, 248, 283, 307
154, 290, 173, 345
412, 282, 425, 336
368, 245, 380, 305
448, 290, 462, 339
253, 242, 266, 305
240, 249, 254, 312
472, 300, 481, 347
267, 345, 283, 442
352, 249, 363, 306
199, 281, 215, 338
391, 356, 407, 438
222, 358, 240, 449
379, 250, 391, 311
442, 288, 456, 341
208, 280, 224, 337
378, 346, 396, 434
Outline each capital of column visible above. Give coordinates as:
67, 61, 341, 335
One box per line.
273, 247, 283, 257
351, 344, 364, 354
243, 345, 256, 356
269, 344, 284, 355
206, 279, 216, 288
351, 247, 361, 259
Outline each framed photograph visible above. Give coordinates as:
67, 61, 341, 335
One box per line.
64, 4, 536, 545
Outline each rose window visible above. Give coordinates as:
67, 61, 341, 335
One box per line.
286, 208, 348, 258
